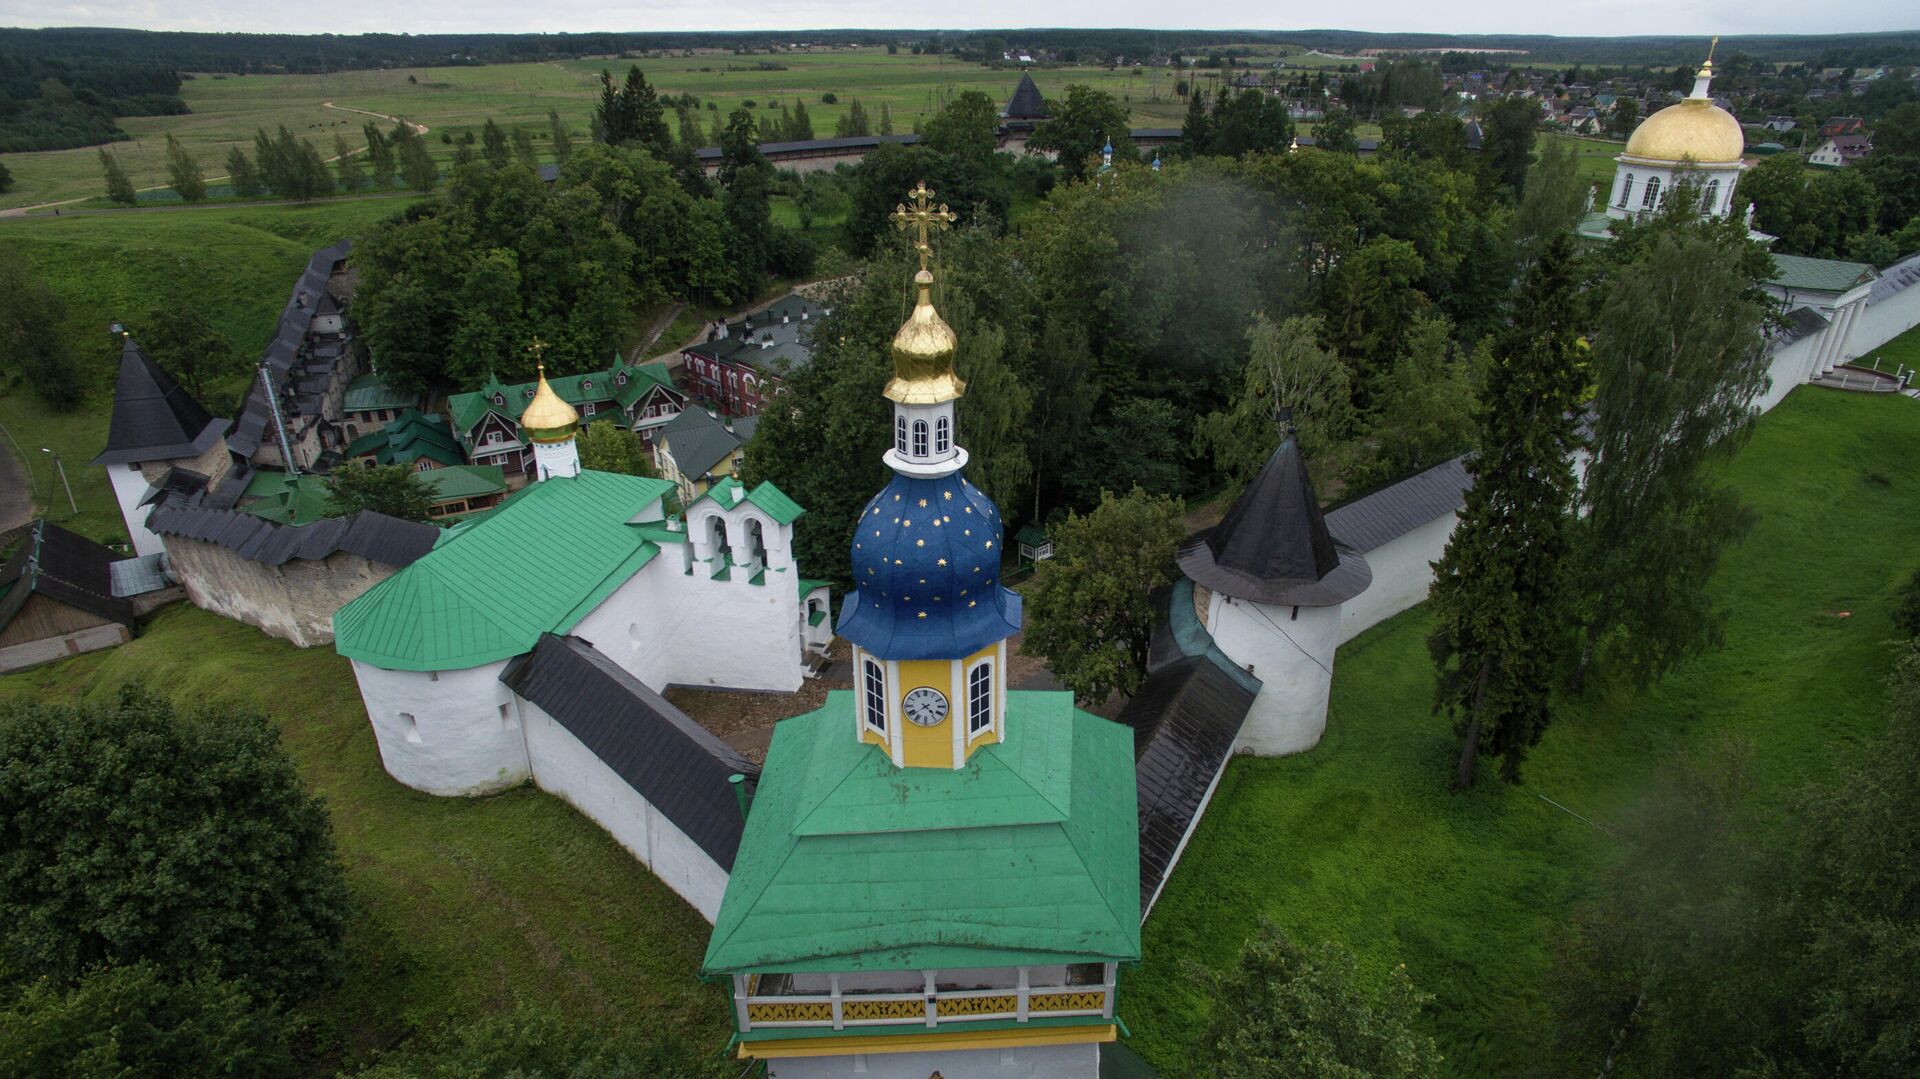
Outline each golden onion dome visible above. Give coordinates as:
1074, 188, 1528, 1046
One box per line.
1623, 61, 1745, 164
520, 365, 580, 443
885, 269, 966, 405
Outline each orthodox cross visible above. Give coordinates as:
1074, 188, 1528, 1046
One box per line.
890, 181, 957, 273
527, 335, 547, 375
1706, 36, 1719, 64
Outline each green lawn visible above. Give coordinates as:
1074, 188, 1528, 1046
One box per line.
0, 198, 420, 539
2, 49, 1196, 211
1126, 388, 1920, 1075
1540, 131, 1623, 192
0, 603, 731, 1070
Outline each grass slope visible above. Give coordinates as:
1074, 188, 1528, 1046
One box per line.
0, 198, 418, 540
1125, 389, 1920, 1075
0, 603, 730, 1069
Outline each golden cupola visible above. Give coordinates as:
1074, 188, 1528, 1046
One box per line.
884, 182, 967, 406
1623, 48, 1745, 165
520, 363, 580, 444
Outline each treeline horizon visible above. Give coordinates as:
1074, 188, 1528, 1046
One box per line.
2, 26, 1919, 74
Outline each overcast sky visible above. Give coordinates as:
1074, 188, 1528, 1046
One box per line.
0, 3, 1912, 39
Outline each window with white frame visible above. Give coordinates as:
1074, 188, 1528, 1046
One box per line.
1704, 179, 1721, 213
895, 415, 908, 454
1641, 175, 1662, 210
968, 661, 993, 735
863, 659, 887, 734
1618, 174, 1634, 208
912, 420, 929, 457
935, 416, 951, 454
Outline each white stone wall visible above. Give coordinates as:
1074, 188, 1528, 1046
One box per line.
107, 463, 166, 556
1847, 275, 1920, 366
1210, 594, 1344, 756
163, 540, 390, 648
518, 697, 731, 920
1335, 513, 1458, 646
352, 659, 528, 796
0, 623, 129, 674
1758, 332, 1823, 413
766, 1042, 1101, 1079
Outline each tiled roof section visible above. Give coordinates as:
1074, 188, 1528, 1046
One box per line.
1004, 73, 1048, 119
0, 519, 136, 633
701, 690, 1140, 975
658, 409, 744, 480
146, 494, 438, 569
341, 373, 417, 413
331, 471, 675, 671
94, 338, 227, 465
501, 634, 758, 868
229, 240, 352, 459
1179, 432, 1371, 607
1868, 251, 1920, 305
1324, 456, 1473, 554
1769, 252, 1876, 294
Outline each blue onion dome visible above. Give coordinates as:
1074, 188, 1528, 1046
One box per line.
836, 470, 1021, 661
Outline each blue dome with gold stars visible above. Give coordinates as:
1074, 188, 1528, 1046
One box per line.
836, 469, 1020, 661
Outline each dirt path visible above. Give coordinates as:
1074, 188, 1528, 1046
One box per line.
630, 302, 686, 364
323, 101, 429, 136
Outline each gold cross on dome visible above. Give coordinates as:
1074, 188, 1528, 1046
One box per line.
891, 181, 957, 273
527, 335, 548, 374
1706, 36, 1719, 64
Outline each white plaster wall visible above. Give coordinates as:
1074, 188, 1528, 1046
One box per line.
766, 1042, 1101, 1079
1758, 333, 1820, 413
519, 697, 731, 921
1336, 513, 1457, 646
1847, 280, 1920, 365
352, 659, 528, 795
1211, 595, 1343, 756
533, 439, 580, 480
0, 623, 129, 674
107, 464, 166, 556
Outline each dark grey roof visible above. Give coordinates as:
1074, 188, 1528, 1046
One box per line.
536, 163, 561, 183
1130, 127, 1182, 139
138, 466, 211, 508
229, 240, 353, 460
659, 409, 744, 479
1774, 306, 1832, 346
1868, 251, 1920, 305
0, 519, 135, 634
145, 493, 437, 568
109, 552, 172, 598
93, 338, 227, 466
1324, 456, 1472, 554
1179, 432, 1371, 607
693, 133, 918, 162
1004, 73, 1048, 119
500, 634, 758, 869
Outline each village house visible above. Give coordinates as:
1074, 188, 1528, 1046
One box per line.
339, 373, 421, 437
655, 408, 755, 505
343, 409, 465, 472
1808, 133, 1872, 167
680, 293, 828, 416
0, 519, 169, 673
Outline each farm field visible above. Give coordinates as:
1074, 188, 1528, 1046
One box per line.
3, 386, 1909, 1074
0, 48, 1198, 210
0, 197, 420, 538
1125, 388, 1920, 1074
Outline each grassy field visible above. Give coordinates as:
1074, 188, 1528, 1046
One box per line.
0, 49, 1197, 210
1125, 388, 1920, 1075
0, 197, 420, 539
0, 603, 730, 1070
1540, 131, 1622, 193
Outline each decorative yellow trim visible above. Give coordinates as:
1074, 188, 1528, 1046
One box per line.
1030, 990, 1108, 1013
739, 1023, 1117, 1059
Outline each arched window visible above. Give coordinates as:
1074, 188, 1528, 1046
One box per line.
863, 659, 887, 734
912, 420, 929, 457
968, 662, 994, 736
1704, 179, 1721, 214
1618, 173, 1634, 208
935, 416, 951, 454
1641, 175, 1662, 211
895, 415, 908, 453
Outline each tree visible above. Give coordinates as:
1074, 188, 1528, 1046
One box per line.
334, 135, 366, 191
0, 160, 12, 194
1608, 96, 1640, 138
1511, 136, 1588, 260
1028, 85, 1135, 182
717, 107, 776, 281
1314, 109, 1358, 154
363, 121, 395, 187
1022, 486, 1185, 703
325, 464, 437, 522
0, 686, 349, 1000
1427, 235, 1586, 789
226, 145, 260, 197
919, 90, 999, 163
835, 97, 871, 138
1065, 397, 1184, 504
1357, 314, 1480, 487
547, 110, 574, 162
0, 963, 296, 1077
788, 99, 815, 141
1209, 88, 1294, 159
1206, 924, 1442, 1079
162, 133, 205, 202
1570, 210, 1773, 690
394, 123, 438, 191
1897, 569, 1920, 638
129, 303, 237, 401
480, 118, 510, 169
878, 101, 894, 135
511, 125, 538, 169
577, 421, 657, 477
0, 249, 81, 409
1480, 95, 1538, 197
1198, 313, 1351, 490
1179, 86, 1213, 156
98, 147, 135, 204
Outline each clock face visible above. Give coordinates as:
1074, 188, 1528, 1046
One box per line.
903, 687, 949, 727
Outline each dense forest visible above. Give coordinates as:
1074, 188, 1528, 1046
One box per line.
0, 52, 184, 152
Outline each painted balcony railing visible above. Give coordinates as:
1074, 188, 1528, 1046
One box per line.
733, 968, 1116, 1033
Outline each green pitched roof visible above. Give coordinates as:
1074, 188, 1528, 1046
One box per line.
447, 362, 682, 438
342, 373, 417, 413
425, 464, 508, 502
238, 472, 334, 526
798, 577, 830, 599
701, 691, 1141, 975
333, 471, 675, 671
346, 409, 464, 468
688, 477, 806, 525
1770, 253, 1876, 293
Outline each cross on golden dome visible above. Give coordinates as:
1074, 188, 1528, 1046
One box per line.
891, 181, 957, 273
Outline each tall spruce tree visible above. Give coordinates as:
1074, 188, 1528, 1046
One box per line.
1179, 85, 1213, 156
480, 118, 510, 168
1427, 234, 1586, 789
1569, 202, 1773, 690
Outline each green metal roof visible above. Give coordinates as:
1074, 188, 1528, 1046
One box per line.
333, 472, 675, 671
238, 472, 335, 526
1769, 253, 1876, 294
702, 691, 1141, 975
798, 577, 830, 599
447, 361, 681, 437
425, 464, 507, 502
345, 409, 465, 468
341, 373, 417, 413
688, 477, 806, 525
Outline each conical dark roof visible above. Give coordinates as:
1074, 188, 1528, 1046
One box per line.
93, 338, 227, 465
1178, 433, 1371, 607
1003, 73, 1048, 120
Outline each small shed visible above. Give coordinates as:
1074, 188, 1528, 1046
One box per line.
0, 520, 137, 673
1016, 524, 1053, 565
